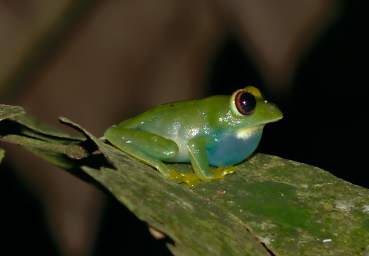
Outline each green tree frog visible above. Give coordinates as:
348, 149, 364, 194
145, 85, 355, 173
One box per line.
104, 86, 282, 185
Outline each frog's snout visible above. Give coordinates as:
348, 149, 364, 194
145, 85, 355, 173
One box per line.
265, 101, 283, 122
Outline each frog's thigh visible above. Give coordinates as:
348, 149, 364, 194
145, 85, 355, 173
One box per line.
105, 128, 178, 177
107, 128, 178, 159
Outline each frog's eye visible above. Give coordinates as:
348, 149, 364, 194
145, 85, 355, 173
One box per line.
233, 89, 256, 116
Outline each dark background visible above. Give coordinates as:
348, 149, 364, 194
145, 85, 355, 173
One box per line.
210, 0, 367, 188
0, 1, 367, 255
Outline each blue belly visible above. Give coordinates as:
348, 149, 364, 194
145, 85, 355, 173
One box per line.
206, 130, 263, 167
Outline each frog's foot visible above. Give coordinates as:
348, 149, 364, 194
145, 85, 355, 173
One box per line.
167, 170, 201, 187
164, 167, 236, 186
210, 166, 236, 180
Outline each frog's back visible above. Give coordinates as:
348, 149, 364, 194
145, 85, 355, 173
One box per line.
119, 99, 201, 129
119, 95, 228, 143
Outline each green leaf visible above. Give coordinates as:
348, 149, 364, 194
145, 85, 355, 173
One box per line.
1, 134, 87, 160
10, 114, 84, 142
0, 104, 25, 121
60, 118, 369, 256
0, 104, 24, 163
0, 148, 4, 163
0, 106, 87, 169
1, 111, 369, 255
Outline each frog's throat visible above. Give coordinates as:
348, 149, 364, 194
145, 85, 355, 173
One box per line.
236, 125, 263, 140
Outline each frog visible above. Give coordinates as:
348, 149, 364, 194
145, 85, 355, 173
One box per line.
104, 86, 283, 185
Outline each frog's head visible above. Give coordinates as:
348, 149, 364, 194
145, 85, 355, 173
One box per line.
229, 86, 283, 130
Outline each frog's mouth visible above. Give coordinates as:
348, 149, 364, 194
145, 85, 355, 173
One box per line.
251, 111, 283, 127
235, 114, 283, 139
263, 115, 283, 124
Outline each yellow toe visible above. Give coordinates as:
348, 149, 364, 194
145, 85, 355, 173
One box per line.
167, 170, 201, 187
212, 166, 236, 179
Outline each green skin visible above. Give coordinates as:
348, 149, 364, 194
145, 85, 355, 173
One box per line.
104, 87, 283, 184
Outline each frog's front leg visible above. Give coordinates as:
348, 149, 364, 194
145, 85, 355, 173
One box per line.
104, 127, 200, 184
187, 136, 235, 181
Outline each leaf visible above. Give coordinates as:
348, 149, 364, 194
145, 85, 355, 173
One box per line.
0, 104, 25, 121
10, 114, 84, 142
60, 117, 270, 256
1, 111, 369, 255
0, 148, 4, 163
0, 106, 87, 169
60, 118, 369, 256
1, 134, 87, 160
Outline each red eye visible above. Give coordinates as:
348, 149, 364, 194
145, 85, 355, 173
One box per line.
235, 91, 256, 115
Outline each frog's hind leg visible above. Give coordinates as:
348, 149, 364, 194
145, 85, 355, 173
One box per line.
104, 127, 178, 178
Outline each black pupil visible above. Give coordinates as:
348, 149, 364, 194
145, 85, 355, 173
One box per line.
237, 92, 256, 115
